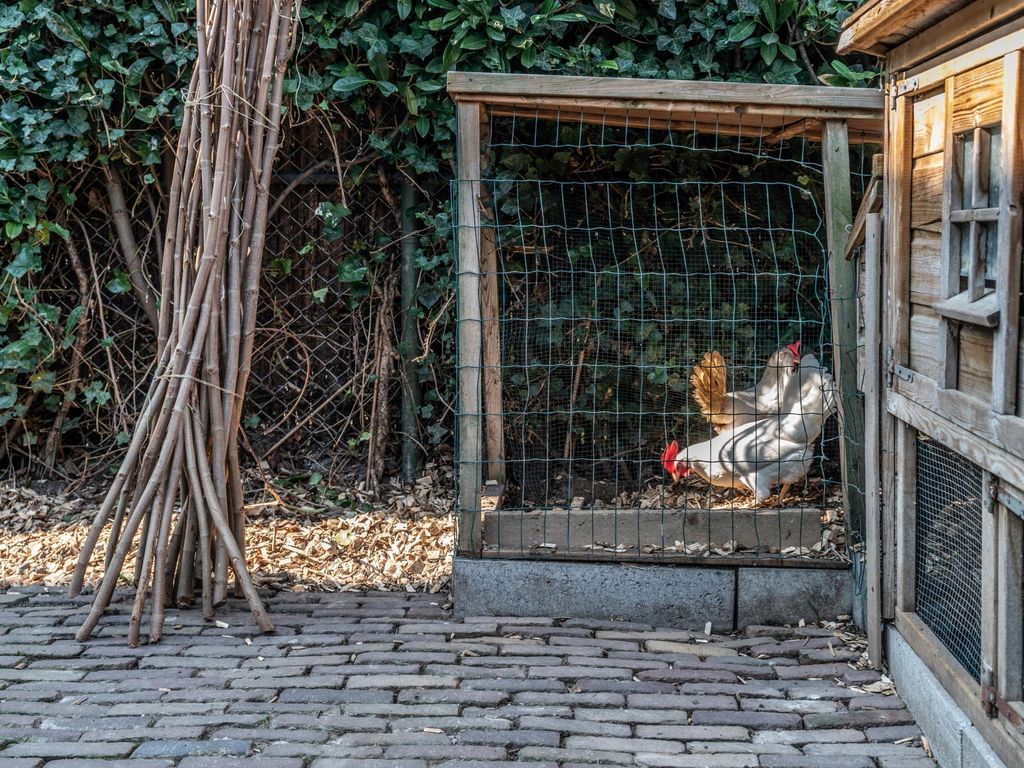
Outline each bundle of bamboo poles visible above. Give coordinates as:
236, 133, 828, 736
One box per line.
69, 0, 302, 645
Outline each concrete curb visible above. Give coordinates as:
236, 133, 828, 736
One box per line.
453, 557, 851, 631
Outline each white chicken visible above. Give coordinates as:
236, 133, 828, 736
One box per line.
690, 342, 802, 433
661, 420, 812, 505
663, 353, 838, 505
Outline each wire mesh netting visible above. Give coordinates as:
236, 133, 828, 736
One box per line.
456, 112, 867, 563
915, 434, 983, 680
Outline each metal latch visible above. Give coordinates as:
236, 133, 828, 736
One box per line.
988, 478, 1024, 522
982, 667, 1024, 730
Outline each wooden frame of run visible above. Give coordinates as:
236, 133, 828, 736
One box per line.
883, 39, 1024, 764
448, 72, 884, 560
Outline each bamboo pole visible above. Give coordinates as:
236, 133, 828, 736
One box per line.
71, 0, 301, 644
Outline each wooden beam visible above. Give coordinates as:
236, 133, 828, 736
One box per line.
899, 21, 1024, 92
480, 223, 504, 484
837, 0, 968, 55
994, 50, 1023, 415
447, 73, 885, 118
844, 173, 883, 259
889, 0, 1024, 72
456, 101, 484, 556
997, 503, 1023, 699
864, 211, 883, 669
823, 119, 867, 559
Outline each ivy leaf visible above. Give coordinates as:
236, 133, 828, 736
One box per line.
311, 287, 329, 303
657, 0, 676, 21
397, 0, 412, 19
105, 270, 131, 294
332, 73, 369, 95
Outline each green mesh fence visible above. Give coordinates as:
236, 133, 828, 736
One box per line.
456, 110, 867, 564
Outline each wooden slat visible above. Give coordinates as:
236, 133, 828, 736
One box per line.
456, 102, 484, 556
864, 212, 883, 668
949, 206, 1001, 223
889, 0, 1024, 71
447, 73, 884, 117
845, 172, 882, 259
951, 59, 1005, 133
937, 78, 961, 388
900, 21, 1024, 92
910, 152, 945, 232
932, 290, 1001, 327
909, 305, 993, 399
888, 388, 1024, 491
994, 50, 1023, 415
892, 374, 1024, 479
909, 230, 942, 304
824, 119, 866, 549
913, 90, 947, 158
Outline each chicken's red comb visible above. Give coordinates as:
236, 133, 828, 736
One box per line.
786, 340, 801, 357
661, 440, 679, 475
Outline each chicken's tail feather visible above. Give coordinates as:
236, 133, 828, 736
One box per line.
690, 351, 730, 429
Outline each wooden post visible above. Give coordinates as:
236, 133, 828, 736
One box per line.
480, 211, 505, 485
981, 470, 998, 691
883, 89, 912, 622
823, 119, 866, 547
895, 420, 918, 614
993, 50, 1022, 415
864, 211, 883, 668
456, 102, 484, 555
996, 501, 1023, 698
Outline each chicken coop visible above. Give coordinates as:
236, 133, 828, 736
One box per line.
840, 2, 1024, 767
449, 72, 884, 629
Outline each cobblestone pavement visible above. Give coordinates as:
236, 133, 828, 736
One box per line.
0, 587, 935, 768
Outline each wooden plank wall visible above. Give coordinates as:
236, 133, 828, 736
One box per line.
904, 81, 1024, 407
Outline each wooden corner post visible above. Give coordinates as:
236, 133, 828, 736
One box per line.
823, 119, 867, 554
457, 101, 484, 555
864, 211, 883, 668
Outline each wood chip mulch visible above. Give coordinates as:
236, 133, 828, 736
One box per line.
0, 465, 455, 594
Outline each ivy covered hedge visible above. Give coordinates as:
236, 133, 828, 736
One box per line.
0, 0, 873, 477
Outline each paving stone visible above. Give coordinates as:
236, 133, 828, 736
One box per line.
0, 742, 136, 759
177, 759, 304, 768
455, 729, 560, 747
760, 758, 875, 768
687, 742, 802, 755
516, 746, 634, 765
43, 762, 175, 768
774, 663, 851, 680
519, 716, 631, 736
690, 710, 802, 729
396, 689, 507, 706
311, 761, 426, 768
849, 694, 907, 710
131, 739, 252, 758
753, 729, 867, 745
0, 760, 41, 768
739, 697, 840, 714
627, 693, 737, 710
865, 725, 922, 742
564, 736, 685, 754
635, 725, 749, 740
513, 692, 625, 707
803, 709, 915, 729
383, 746, 507, 760
634, 756, 758, 767
574, 708, 690, 725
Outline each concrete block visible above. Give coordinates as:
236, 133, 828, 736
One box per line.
483, 507, 824, 553
736, 567, 851, 626
962, 727, 1008, 768
453, 557, 735, 631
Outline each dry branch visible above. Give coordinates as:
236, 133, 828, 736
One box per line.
71, 0, 303, 644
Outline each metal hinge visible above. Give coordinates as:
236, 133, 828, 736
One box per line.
988, 478, 1024, 522
896, 76, 920, 96
982, 668, 1024, 730
893, 364, 914, 383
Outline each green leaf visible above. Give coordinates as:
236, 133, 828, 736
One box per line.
312, 287, 329, 303
332, 74, 369, 94
727, 19, 757, 43
397, 0, 412, 19
105, 271, 131, 294
4, 221, 23, 240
